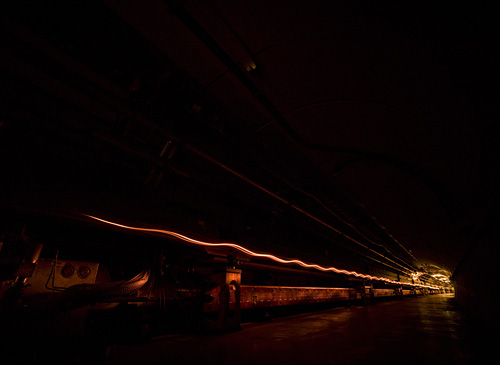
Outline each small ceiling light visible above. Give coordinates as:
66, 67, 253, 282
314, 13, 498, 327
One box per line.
245, 61, 257, 72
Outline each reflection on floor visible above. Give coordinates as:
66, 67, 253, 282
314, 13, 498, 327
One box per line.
105, 294, 493, 364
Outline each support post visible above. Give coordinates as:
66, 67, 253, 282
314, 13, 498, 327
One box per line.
360, 280, 367, 306
368, 281, 375, 305
214, 265, 241, 332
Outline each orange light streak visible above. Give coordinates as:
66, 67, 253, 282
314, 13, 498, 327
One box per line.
83, 214, 439, 290
186, 145, 415, 275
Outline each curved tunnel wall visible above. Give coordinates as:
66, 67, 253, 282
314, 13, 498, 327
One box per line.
453, 222, 499, 329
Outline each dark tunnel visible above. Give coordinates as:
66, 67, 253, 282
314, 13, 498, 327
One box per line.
0, 1, 498, 363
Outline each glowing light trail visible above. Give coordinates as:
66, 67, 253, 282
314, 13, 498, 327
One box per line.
186, 145, 415, 275
84, 214, 439, 290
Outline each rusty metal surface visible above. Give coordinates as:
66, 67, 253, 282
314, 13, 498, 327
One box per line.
206, 285, 366, 312
204, 285, 436, 312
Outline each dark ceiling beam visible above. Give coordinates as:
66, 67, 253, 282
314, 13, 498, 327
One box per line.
165, 0, 305, 143
163, 2, 475, 270
2, 7, 415, 276
164, 1, 417, 275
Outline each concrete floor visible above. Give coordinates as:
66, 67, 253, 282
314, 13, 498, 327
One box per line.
104, 294, 494, 364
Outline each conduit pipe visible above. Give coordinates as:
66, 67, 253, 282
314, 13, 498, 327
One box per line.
164, 2, 416, 275
66, 269, 151, 299
186, 146, 414, 275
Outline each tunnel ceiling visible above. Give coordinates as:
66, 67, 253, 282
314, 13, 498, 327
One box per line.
1, 1, 497, 279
